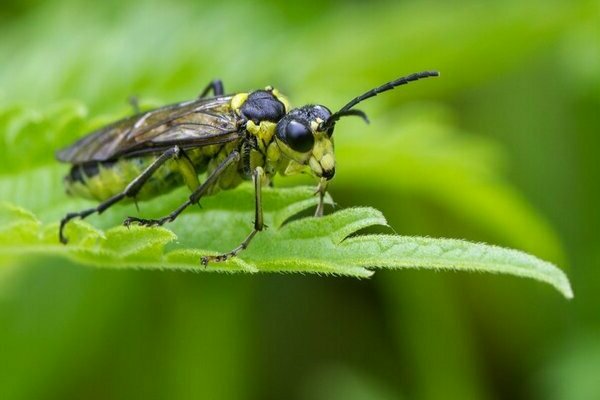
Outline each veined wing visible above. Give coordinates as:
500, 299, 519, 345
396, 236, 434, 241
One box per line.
56, 96, 242, 163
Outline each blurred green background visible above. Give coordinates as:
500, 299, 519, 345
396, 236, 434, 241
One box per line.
0, 0, 598, 399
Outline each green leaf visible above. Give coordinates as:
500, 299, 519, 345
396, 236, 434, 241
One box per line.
0, 182, 572, 298
334, 105, 566, 263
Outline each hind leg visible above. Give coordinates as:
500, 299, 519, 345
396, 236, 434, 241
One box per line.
59, 146, 185, 244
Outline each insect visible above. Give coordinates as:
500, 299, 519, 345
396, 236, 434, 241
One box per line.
57, 71, 439, 265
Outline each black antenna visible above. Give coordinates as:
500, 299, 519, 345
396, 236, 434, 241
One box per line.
321, 70, 439, 132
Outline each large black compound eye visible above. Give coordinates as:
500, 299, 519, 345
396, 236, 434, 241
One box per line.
285, 120, 314, 153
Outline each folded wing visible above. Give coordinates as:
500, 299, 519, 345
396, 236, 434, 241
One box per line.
56, 96, 242, 163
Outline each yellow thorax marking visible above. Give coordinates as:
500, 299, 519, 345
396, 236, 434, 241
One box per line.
231, 88, 290, 152
271, 87, 290, 112
231, 93, 249, 114
266, 142, 281, 163
246, 120, 277, 151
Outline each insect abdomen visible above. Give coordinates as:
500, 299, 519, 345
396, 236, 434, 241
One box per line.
63, 143, 246, 202
65, 156, 191, 202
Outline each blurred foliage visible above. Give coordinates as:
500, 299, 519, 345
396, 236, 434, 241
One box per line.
0, 0, 597, 399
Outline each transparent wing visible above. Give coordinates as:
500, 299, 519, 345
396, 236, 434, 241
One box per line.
56, 96, 241, 163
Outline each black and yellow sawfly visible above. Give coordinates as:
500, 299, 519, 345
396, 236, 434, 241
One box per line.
57, 71, 439, 264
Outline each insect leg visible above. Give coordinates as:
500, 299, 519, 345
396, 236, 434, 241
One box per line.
314, 177, 328, 217
124, 150, 240, 227
59, 146, 182, 244
198, 79, 224, 98
201, 166, 265, 266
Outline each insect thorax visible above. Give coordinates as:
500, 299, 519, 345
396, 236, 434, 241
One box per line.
231, 88, 294, 181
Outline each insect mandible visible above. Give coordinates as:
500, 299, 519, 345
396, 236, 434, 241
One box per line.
57, 71, 439, 265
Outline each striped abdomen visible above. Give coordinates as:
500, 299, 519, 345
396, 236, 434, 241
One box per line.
64, 142, 244, 202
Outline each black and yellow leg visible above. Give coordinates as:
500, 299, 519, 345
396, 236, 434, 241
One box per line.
59, 146, 187, 244
124, 150, 240, 227
314, 177, 328, 217
201, 166, 265, 266
198, 79, 224, 98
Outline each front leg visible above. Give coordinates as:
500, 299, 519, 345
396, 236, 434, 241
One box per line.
314, 177, 328, 217
201, 167, 265, 266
